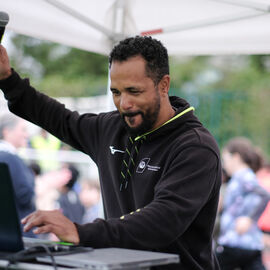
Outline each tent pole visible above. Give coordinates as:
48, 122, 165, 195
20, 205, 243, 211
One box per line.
44, 0, 115, 40
45, 0, 126, 111
141, 9, 266, 36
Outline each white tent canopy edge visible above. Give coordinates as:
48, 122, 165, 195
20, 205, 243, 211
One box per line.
1, 0, 270, 56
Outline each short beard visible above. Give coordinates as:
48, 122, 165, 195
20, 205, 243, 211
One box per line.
121, 94, 161, 136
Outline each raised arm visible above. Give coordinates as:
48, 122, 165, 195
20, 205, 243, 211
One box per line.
0, 45, 12, 79
0, 45, 101, 159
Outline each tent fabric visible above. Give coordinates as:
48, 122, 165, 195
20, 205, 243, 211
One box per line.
1, 0, 270, 56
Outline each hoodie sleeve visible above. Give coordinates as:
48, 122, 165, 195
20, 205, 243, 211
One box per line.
0, 70, 100, 161
75, 145, 221, 250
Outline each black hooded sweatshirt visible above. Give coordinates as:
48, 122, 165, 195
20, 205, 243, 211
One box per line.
0, 70, 221, 270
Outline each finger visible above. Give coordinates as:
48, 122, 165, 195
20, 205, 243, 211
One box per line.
21, 211, 36, 224
0, 45, 7, 58
23, 214, 45, 232
33, 224, 54, 235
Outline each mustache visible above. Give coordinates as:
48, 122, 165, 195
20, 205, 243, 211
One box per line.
121, 111, 143, 118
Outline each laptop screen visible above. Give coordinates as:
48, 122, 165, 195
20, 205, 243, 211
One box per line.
0, 162, 24, 252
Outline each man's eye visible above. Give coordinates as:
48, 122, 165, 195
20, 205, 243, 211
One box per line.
112, 90, 120, 96
129, 90, 140, 95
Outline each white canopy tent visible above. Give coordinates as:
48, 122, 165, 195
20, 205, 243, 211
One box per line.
1, 0, 270, 56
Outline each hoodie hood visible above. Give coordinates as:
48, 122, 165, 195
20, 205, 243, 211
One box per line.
135, 96, 199, 142
119, 96, 197, 191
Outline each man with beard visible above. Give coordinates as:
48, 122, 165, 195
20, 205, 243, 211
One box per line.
0, 36, 221, 269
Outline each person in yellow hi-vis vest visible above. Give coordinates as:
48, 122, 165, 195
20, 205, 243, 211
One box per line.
30, 129, 62, 172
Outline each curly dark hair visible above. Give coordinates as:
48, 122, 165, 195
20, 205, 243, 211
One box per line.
109, 36, 169, 85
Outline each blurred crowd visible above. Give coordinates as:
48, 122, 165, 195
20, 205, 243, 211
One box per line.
214, 137, 270, 269
0, 113, 102, 240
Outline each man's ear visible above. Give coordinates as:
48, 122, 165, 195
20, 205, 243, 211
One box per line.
158, 75, 170, 97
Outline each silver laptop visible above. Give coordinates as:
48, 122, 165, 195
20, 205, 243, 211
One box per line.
38, 247, 179, 269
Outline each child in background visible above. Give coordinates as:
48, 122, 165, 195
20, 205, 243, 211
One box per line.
79, 180, 101, 223
56, 164, 85, 224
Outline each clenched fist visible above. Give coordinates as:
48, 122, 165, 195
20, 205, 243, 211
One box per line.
0, 45, 12, 80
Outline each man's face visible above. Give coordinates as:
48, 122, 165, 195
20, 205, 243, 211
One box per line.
110, 56, 161, 135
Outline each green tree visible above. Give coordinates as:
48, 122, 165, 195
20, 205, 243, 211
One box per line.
9, 34, 108, 97
170, 55, 270, 158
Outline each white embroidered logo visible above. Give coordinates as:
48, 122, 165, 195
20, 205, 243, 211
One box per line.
139, 161, 146, 169
110, 146, 125, 155
136, 158, 160, 173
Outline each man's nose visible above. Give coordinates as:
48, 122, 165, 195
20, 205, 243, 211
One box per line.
120, 94, 133, 111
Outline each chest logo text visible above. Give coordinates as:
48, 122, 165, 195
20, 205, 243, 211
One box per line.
136, 158, 160, 173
